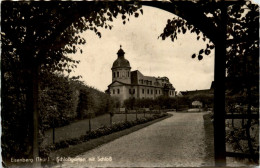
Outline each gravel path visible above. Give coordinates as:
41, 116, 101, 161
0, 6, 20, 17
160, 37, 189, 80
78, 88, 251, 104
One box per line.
54, 112, 207, 167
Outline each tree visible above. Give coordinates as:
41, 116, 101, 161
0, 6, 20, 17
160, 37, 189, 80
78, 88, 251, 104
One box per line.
158, 0, 259, 164
124, 97, 136, 110
77, 88, 90, 119
2, 1, 142, 164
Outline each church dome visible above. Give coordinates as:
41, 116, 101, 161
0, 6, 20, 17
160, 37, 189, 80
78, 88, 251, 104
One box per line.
112, 58, 131, 69
112, 46, 131, 69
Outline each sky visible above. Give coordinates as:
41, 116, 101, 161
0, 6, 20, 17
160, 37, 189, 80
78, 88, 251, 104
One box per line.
69, 6, 215, 92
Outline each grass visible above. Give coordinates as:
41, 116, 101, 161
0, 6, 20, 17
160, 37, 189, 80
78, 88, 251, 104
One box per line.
41, 113, 155, 147
48, 114, 172, 160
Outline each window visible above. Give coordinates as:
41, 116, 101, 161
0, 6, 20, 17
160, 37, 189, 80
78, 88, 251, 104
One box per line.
117, 72, 119, 77
117, 89, 120, 94
128, 72, 129, 77
170, 91, 171, 95
133, 89, 135, 94
159, 90, 161, 94
151, 90, 153, 94
113, 72, 115, 78
142, 89, 144, 94
129, 89, 131, 94
147, 89, 149, 94
155, 90, 157, 94
113, 89, 115, 94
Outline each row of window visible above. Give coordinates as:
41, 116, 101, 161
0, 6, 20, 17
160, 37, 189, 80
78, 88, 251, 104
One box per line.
112, 88, 174, 96
139, 79, 153, 86
169, 90, 175, 95
112, 89, 120, 94
113, 71, 130, 78
129, 89, 135, 94
142, 88, 161, 95
138, 79, 168, 87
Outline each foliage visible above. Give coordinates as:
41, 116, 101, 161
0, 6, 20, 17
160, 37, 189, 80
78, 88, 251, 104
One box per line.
124, 96, 191, 110
123, 94, 214, 111
1, 1, 142, 161
226, 119, 259, 155
159, 0, 259, 162
40, 113, 168, 157
39, 75, 117, 131
39, 74, 79, 132
74, 82, 115, 118
224, 2, 259, 162
76, 87, 91, 119
123, 97, 136, 110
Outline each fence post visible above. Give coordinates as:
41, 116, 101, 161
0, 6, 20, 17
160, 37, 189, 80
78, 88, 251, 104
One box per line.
89, 114, 91, 132
125, 109, 127, 122
110, 113, 112, 126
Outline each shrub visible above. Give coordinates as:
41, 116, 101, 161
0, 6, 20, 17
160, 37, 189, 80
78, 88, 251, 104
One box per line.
54, 140, 69, 149
41, 112, 169, 156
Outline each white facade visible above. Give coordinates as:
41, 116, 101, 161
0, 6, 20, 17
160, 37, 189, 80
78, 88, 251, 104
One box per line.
108, 47, 176, 104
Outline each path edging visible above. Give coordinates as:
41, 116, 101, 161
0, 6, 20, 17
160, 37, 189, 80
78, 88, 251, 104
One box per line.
49, 113, 172, 159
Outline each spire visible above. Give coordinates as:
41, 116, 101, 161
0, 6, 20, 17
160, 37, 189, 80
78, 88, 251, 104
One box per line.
117, 45, 125, 58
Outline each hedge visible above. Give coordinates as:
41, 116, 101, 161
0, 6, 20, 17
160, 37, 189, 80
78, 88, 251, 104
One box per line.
40, 113, 168, 157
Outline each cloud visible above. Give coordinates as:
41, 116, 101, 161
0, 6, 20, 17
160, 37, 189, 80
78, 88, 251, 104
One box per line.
70, 6, 214, 92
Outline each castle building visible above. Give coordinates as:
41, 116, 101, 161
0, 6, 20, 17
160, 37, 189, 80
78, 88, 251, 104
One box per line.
107, 46, 176, 103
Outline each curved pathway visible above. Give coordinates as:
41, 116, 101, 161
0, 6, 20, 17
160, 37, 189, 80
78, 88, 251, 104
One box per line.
54, 112, 208, 167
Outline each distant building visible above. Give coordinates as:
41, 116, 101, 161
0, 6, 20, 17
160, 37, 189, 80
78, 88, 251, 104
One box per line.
178, 86, 214, 108
107, 46, 176, 104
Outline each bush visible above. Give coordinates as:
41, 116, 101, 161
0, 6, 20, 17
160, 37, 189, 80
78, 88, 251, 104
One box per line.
41, 113, 169, 157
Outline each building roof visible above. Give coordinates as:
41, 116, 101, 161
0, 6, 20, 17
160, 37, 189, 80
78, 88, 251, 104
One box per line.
112, 46, 131, 69
108, 80, 132, 87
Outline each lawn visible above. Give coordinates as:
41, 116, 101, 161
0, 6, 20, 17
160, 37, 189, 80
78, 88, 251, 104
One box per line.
41, 113, 154, 147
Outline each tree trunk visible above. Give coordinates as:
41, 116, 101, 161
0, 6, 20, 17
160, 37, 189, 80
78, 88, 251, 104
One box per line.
213, 2, 227, 166
32, 63, 40, 167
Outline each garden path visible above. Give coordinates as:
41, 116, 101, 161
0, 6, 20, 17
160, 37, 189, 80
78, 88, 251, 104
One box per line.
54, 112, 210, 167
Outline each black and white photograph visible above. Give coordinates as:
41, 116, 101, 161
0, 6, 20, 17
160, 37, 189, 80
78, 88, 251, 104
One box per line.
1, 0, 259, 167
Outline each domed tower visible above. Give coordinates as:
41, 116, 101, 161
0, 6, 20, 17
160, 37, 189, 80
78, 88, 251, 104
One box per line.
111, 45, 131, 84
